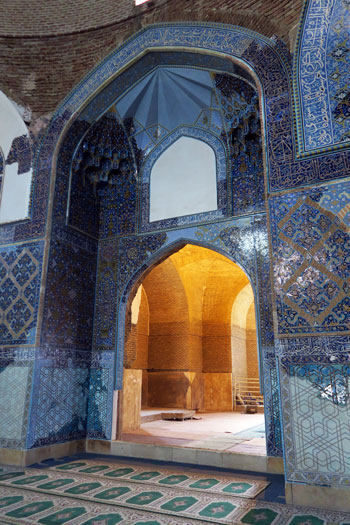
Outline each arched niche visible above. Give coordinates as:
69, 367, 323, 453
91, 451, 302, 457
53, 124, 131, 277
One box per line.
150, 136, 217, 222
140, 126, 228, 229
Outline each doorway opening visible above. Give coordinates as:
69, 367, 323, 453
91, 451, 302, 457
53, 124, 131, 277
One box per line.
119, 244, 265, 454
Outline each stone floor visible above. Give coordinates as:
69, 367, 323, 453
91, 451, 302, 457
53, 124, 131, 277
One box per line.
123, 411, 266, 455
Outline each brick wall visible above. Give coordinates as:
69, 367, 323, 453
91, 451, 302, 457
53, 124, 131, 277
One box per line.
0, 0, 302, 117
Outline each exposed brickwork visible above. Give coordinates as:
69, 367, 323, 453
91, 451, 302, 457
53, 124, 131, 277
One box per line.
0, 0, 303, 118
0, 0, 163, 36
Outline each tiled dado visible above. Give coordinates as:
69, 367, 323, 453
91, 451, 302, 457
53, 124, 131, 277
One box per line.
0, 362, 33, 450
278, 336, 350, 487
0, 348, 114, 451
0, 440, 85, 467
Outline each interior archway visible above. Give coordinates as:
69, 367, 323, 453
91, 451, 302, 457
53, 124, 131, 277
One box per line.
120, 243, 265, 453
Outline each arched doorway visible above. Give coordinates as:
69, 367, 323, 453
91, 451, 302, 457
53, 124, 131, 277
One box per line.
119, 244, 265, 453
42, 23, 285, 459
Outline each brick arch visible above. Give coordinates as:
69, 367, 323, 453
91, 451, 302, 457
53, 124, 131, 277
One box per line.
120, 240, 260, 413
201, 259, 250, 374
116, 238, 259, 387
143, 257, 193, 371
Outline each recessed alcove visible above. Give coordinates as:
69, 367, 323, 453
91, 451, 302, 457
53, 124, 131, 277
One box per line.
150, 136, 218, 222
120, 244, 265, 452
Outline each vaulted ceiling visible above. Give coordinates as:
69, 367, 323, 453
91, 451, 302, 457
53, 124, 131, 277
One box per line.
0, 0, 303, 120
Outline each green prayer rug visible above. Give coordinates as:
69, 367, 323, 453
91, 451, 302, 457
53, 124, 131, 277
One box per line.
50, 459, 269, 499
1, 470, 350, 524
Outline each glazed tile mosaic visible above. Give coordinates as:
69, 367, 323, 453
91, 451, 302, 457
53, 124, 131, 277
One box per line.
295, 0, 350, 154
0, 461, 350, 524
269, 181, 350, 336
5, 134, 32, 176
1, 14, 350, 506
0, 241, 44, 345
92, 213, 281, 456
23, 349, 115, 448
41, 236, 97, 349
28, 366, 89, 448
279, 353, 350, 486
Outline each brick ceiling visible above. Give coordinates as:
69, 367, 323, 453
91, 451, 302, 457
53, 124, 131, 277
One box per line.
0, 0, 303, 119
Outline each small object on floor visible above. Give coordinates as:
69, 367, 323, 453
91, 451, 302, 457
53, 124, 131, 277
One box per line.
161, 410, 196, 420
244, 405, 258, 414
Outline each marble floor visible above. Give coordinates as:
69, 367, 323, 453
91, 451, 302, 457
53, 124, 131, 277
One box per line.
122, 411, 266, 455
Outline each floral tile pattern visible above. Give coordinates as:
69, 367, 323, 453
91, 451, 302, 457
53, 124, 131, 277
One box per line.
0, 241, 44, 345
269, 182, 350, 336
1, 17, 350, 504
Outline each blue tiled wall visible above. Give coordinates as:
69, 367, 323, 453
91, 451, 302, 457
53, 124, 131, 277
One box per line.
0, 20, 349, 488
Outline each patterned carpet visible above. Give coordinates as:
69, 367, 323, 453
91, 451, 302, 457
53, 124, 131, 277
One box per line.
0, 459, 350, 524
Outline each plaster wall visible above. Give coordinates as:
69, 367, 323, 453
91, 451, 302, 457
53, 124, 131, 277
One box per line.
204, 373, 233, 411
150, 136, 217, 221
0, 91, 32, 224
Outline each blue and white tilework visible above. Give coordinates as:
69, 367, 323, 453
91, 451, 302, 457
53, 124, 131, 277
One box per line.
93, 215, 282, 456
0, 241, 44, 345
5, 134, 32, 175
28, 363, 90, 448
26, 349, 115, 448
261, 347, 283, 457
42, 23, 348, 223
41, 236, 97, 350
295, 0, 350, 155
269, 181, 350, 336
87, 351, 115, 440
2, 21, 350, 487
278, 337, 350, 486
